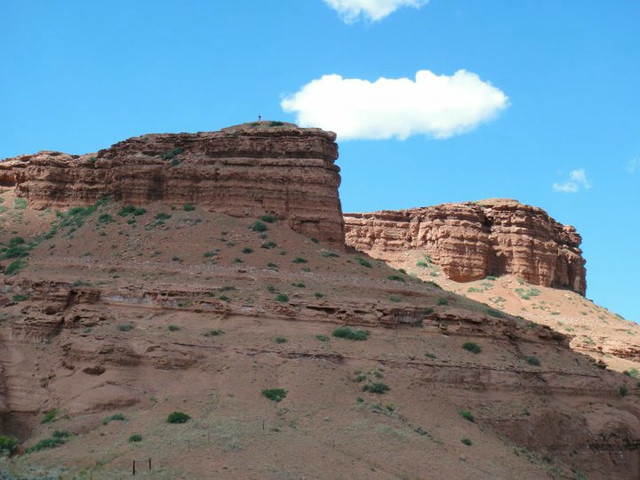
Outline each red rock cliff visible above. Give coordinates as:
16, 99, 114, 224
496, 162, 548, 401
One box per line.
344, 199, 586, 295
0, 122, 345, 245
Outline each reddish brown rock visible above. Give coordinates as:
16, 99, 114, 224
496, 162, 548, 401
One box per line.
344, 198, 586, 295
0, 122, 345, 245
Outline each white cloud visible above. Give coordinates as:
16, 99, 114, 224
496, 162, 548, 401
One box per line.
324, 0, 429, 23
627, 158, 639, 174
281, 70, 509, 141
553, 169, 592, 193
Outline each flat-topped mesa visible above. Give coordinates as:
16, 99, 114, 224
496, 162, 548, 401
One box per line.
344, 198, 587, 295
0, 122, 345, 245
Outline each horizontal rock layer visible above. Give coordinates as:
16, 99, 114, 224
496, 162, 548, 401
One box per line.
0, 122, 345, 245
344, 199, 587, 295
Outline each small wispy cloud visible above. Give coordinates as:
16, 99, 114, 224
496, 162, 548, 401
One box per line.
281, 69, 509, 141
627, 158, 639, 174
323, 0, 429, 23
553, 169, 592, 193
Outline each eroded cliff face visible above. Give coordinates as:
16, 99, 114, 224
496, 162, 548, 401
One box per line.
344, 199, 586, 295
0, 122, 345, 245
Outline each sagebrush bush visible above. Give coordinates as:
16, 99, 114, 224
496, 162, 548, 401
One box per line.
102, 413, 127, 425
250, 221, 267, 232
459, 409, 475, 422
167, 412, 191, 424
355, 257, 372, 268
332, 326, 369, 341
262, 388, 287, 402
462, 342, 481, 354
362, 382, 390, 394
0, 436, 18, 455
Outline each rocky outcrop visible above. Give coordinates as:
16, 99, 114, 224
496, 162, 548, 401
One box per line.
344, 199, 586, 294
0, 122, 344, 245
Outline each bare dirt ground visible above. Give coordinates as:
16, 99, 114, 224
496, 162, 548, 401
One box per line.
1, 190, 638, 480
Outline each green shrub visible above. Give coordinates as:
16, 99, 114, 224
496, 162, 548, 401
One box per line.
425, 352, 437, 359
485, 275, 497, 281
2, 244, 30, 259
416, 260, 429, 268
437, 297, 448, 306
261, 241, 277, 249
41, 409, 57, 424
262, 388, 287, 402
332, 326, 369, 341
461, 438, 473, 446
156, 212, 172, 220
102, 413, 127, 425
167, 411, 191, 424
390, 295, 401, 302
260, 214, 276, 223
354, 373, 367, 383
26, 431, 70, 453
315, 292, 325, 299
183, 204, 196, 212
362, 382, 390, 394
423, 307, 434, 315
161, 148, 183, 161
118, 205, 146, 217
4, 260, 27, 277
515, 287, 541, 300
0, 436, 18, 455
168, 324, 181, 332
292, 257, 308, 264
387, 274, 405, 282
12, 294, 28, 302
425, 281, 442, 289
620, 385, 628, 397
525, 356, 540, 366
14, 198, 27, 209
268, 121, 285, 127
274, 336, 287, 344
459, 409, 475, 422
275, 294, 289, 302
129, 434, 143, 442
242, 247, 253, 254
462, 342, 481, 354
250, 221, 267, 232
293, 282, 305, 288
267, 262, 279, 269
117, 323, 133, 332
355, 257, 372, 268
316, 334, 329, 342
204, 329, 225, 337
98, 213, 114, 224
321, 250, 340, 258
8, 236, 25, 247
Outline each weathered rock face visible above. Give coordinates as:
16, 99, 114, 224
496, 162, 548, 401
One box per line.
0, 122, 345, 245
344, 199, 587, 295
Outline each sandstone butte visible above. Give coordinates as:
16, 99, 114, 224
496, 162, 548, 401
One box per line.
0, 122, 639, 480
0, 121, 344, 246
344, 199, 587, 295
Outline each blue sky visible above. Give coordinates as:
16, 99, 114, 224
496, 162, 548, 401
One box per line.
1, 1, 639, 322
